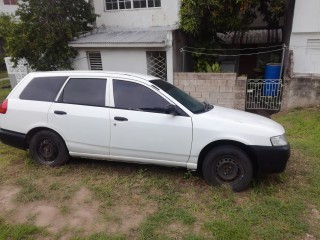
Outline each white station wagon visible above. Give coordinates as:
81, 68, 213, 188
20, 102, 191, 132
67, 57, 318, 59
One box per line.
0, 71, 290, 191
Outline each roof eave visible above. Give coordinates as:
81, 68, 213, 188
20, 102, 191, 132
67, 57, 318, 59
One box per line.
69, 42, 168, 48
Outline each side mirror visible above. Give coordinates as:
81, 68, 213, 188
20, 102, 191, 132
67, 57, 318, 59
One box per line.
165, 104, 179, 115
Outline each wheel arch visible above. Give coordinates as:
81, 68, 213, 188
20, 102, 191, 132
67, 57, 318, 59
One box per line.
197, 140, 258, 174
25, 127, 67, 150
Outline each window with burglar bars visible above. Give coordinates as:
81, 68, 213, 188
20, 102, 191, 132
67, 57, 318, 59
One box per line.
3, 0, 17, 5
105, 0, 160, 10
146, 51, 167, 80
88, 52, 103, 70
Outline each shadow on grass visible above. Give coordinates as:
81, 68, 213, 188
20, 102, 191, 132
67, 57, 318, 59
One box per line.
65, 156, 286, 192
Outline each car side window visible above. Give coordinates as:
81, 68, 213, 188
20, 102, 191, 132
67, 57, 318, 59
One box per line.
20, 76, 68, 102
113, 80, 170, 113
61, 78, 106, 107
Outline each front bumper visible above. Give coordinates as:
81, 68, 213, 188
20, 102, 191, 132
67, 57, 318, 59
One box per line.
0, 128, 27, 150
248, 144, 290, 174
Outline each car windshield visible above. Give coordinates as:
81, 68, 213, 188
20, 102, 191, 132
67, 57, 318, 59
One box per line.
150, 79, 213, 114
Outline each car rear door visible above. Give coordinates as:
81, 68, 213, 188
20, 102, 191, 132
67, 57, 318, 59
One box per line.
48, 77, 111, 156
109, 79, 193, 165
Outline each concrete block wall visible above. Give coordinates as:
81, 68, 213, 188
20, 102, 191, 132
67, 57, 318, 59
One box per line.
173, 73, 247, 110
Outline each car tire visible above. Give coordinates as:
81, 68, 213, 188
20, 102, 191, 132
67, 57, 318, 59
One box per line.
202, 145, 253, 192
29, 130, 69, 167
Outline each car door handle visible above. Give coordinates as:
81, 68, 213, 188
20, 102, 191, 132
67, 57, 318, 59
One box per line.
114, 116, 128, 121
54, 110, 67, 115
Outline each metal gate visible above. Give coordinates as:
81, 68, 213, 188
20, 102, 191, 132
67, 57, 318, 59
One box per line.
246, 79, 283, 110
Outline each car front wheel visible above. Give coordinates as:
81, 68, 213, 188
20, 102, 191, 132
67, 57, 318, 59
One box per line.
202, 145, 253, 192
29, 130, 69, 167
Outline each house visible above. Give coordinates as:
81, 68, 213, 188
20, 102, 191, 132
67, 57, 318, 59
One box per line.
281, 0, 320, 110
70, 0, 187, 83
289, 0, 320, 75
0, 0, 18, 14
286, 0, 320, 108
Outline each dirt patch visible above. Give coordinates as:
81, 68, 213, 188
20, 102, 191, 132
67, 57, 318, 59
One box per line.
0, 185, 21, 210
311, 206, 320, 220
4, 186, 102, 233
109, 203, 156, 233
165, 221, 189, 239
0, 185, 156, 237
302, 233, 317, 240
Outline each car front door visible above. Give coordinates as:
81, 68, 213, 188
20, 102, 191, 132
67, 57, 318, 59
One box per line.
109, 79, 193, 165
48, 77, 111, 156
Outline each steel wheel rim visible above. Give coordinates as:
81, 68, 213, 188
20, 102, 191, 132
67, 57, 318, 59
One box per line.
215, 157, 244, 184
37, 138, 58, 163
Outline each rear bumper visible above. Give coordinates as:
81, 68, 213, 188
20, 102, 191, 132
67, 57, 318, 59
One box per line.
0, 128, 27, 150
248, 144, 290, 174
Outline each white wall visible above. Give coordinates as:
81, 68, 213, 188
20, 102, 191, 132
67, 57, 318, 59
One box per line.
0, 1, 18, 14
291, 0, 320, 33
74, 48, 147, 72
73, 47, 174, 83
289, 0, 320, 75
93, 0, 180, 28
102, 49, 148, 73
290, 33, 320, 75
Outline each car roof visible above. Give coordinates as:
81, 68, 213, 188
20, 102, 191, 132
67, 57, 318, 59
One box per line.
25, 71, 160, 82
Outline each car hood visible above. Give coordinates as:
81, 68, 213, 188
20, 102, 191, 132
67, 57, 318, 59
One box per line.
196, 106, 285, 135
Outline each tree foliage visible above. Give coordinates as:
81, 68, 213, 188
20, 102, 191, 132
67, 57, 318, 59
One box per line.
0, 13, 14, 69
258, 0, 285, 28
179, 0, 286, 72
180, 0, 285, 40
0, 13, 13, 39
6, 0, 97, 71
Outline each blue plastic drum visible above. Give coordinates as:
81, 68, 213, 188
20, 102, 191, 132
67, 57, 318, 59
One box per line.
264, 64, 281, 96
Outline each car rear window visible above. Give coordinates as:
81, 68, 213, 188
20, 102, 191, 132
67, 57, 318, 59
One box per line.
20, 76, 68, 102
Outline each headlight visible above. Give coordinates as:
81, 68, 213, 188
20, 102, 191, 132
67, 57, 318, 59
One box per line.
270, 134, 288, 146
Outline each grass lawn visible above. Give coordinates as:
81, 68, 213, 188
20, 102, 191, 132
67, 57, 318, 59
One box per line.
0, 71, 8, 79
0, 85, 319, 239
0, 80, 11, 101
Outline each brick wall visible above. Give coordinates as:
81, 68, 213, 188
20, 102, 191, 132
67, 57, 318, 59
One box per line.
173, 73, 247, 110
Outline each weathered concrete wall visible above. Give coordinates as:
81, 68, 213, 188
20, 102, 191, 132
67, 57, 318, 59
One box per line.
173, 73, 246, 110
282, 51, 320, 110
282, 76, 320, 110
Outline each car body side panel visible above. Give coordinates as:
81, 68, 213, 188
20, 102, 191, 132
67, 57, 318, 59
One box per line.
48, 103, 111, 155
0, 99, 53, 134
109, 108, 193, 163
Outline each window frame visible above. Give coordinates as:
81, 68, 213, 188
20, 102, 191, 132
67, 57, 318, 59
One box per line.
146, 51, 167, 80
105, 0, 161, 11
110, 78, 175, 114
56, 77, 110, 108
87, 51, 103, 71
3, 0, 17, 5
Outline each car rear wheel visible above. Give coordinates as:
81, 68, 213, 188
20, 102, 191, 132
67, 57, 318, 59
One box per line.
29, 130, 69, 167
202, 145, 253, 192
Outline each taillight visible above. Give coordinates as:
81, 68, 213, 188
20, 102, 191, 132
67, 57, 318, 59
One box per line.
0, 99, 8, 114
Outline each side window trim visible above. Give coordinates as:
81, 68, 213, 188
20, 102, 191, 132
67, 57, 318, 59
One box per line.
109, 77, 115, 107
55, 76, 71, 102
55, 77, 109, 107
